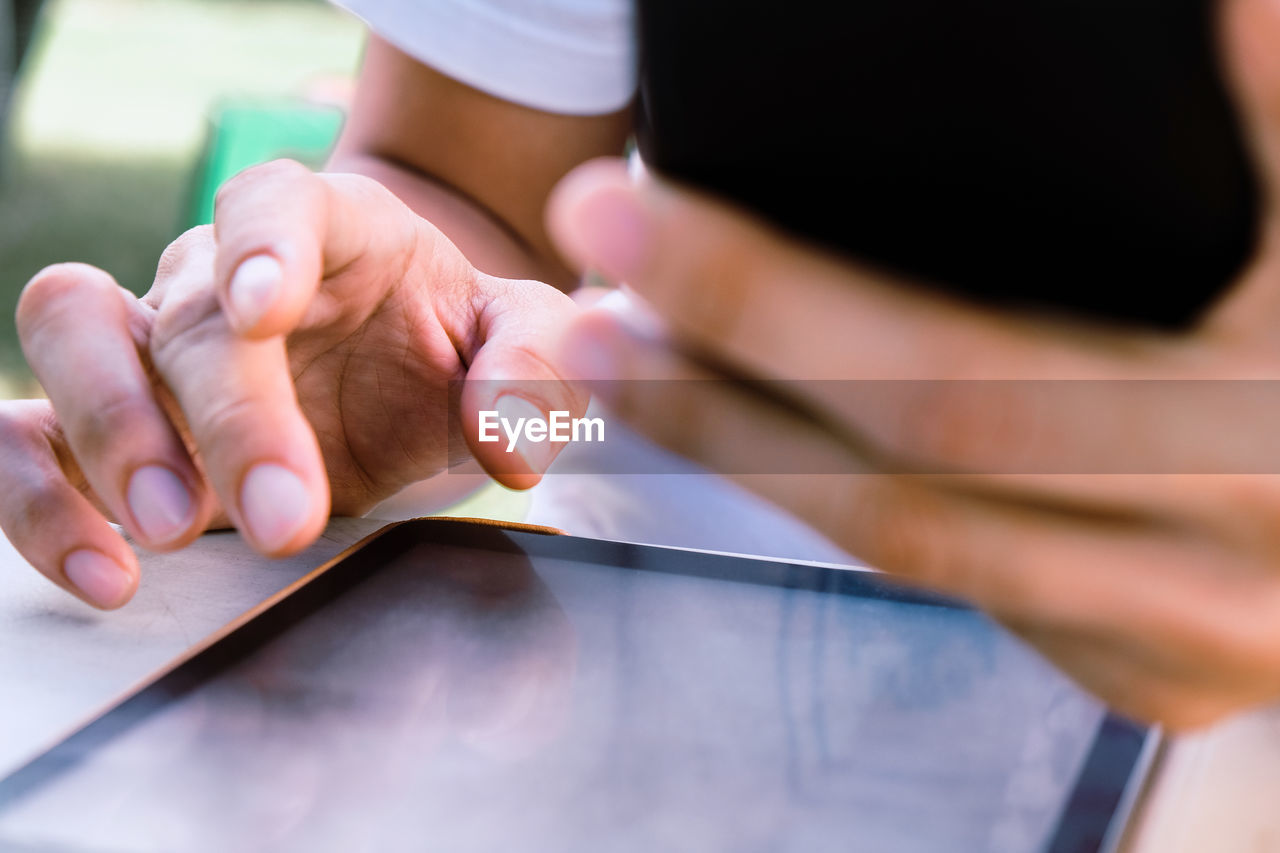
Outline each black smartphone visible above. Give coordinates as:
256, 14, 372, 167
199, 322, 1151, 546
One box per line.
635, 0, 1258, 329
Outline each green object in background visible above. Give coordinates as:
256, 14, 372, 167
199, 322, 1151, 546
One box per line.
188, 100, 343, 227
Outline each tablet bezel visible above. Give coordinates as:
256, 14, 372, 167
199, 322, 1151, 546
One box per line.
0, 517, 1158, 851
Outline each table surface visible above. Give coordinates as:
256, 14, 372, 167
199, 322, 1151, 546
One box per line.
1, 517, 1277, 851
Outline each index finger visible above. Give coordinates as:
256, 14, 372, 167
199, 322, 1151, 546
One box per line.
150, 237, 331, 556
211, 160, 428, 338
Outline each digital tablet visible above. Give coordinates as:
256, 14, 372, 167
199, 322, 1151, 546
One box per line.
0, 518, 1156, 852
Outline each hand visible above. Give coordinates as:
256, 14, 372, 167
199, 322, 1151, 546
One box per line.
1, 160, 584, 610
545, 0, 1280, 729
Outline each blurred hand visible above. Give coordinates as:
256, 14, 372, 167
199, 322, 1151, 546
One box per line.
1, 160, 584, 609
547, 0, 1280, 729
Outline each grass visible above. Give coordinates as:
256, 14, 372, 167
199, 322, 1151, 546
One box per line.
0, 154, 188, 387
0, 0, 364, 392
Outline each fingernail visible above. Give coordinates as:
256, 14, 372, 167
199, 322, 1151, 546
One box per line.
495, 395, 559, 475
594, 289, 633, 314
127, 465, 194, 544
64, 549, 134, 608
228, 254, 283, 330
569, 188, 650, 281
240, 463, 311, 552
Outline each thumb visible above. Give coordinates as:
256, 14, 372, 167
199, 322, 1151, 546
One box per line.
459, 277, 590, 489
1221, 0, 1280, 194
1203, 0, 1280, 334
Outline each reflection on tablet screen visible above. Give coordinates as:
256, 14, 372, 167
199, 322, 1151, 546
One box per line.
0, 535, 1115, 852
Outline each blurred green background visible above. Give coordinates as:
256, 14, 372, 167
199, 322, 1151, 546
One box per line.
0, 0, 364, 396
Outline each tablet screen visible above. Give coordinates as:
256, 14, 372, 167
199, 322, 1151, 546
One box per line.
0, 521, 1151, 852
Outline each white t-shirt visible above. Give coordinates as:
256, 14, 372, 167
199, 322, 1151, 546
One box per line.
335, 0, 856, 565
337, 0, 637, 115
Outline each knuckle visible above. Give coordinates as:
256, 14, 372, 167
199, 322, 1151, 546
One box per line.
0, 405, 97, 556
186, 393, 260, 450
6, 482, 71, 545
0, 404, 47, 454
149, 287, 224, 365
154, 226, 214, 282
320, 169, 389, 201
65, 394, 156, 465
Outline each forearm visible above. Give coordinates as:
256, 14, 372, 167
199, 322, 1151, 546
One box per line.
326, 150, 578, 289
325, 36, 631, 292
